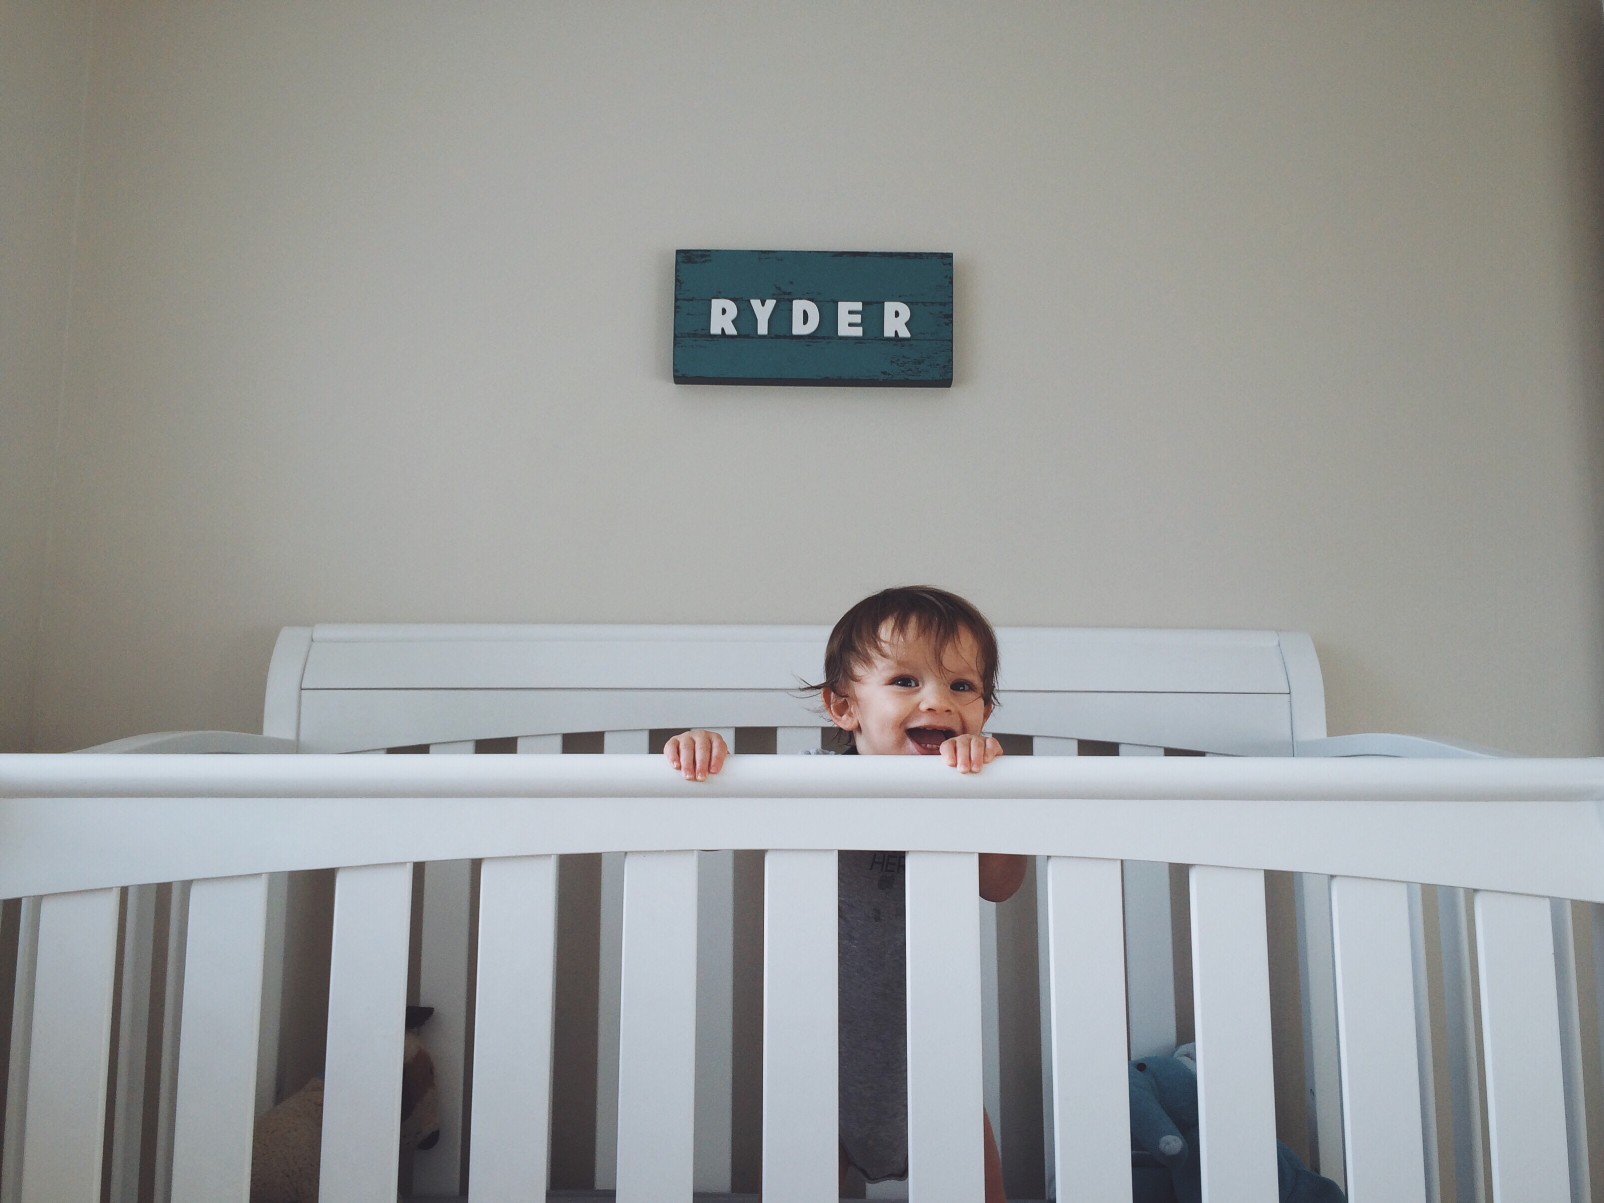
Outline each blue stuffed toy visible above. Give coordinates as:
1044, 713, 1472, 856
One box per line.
1128, 1052, 1345, 1203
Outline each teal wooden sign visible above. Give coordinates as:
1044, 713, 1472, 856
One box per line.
673, 250, 953, 387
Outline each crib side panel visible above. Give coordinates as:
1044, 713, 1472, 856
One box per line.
7, 751, 1604, 1202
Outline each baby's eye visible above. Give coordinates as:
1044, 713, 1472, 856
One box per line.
891, 675, 918, 688
952, 679, 977, 693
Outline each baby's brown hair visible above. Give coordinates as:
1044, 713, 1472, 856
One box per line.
814, 585, 1000, 709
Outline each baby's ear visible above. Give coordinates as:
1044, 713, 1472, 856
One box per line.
822, 686, 858, 731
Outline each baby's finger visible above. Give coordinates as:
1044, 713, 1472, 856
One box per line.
943, 735, 974, 773
697, 734, 719, 780
692, 731, 730, 781
663, 735, 685, 771
686, 737, 704, 779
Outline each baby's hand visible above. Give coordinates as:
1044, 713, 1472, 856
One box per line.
663, 729, 728, 781
943, 733, 1002, 774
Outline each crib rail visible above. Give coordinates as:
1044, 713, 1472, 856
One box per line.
1, 753, 1602, 1203
5, 755, 1600, 900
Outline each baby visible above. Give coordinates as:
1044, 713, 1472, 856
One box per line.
664, 585, 1024, 1203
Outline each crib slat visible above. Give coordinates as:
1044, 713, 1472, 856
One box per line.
696, 847, 735, 1192
416, 740, 475, 1195
1405, 884, 1443, 1203
616, 849, 699, 1203
688, 724, 736, 1196
471, 855, 558, 1202
415, 856, 471, 1195
1117, 745, 1178, 1061
2, 897, 39, 1203
595, 728, 651, 1190
1434, 884, 1487, 1203
1475, 890, 1570, 1203
20, 888, 119, 1203
1032, 736, 1079, 755
1189, 865, 1278, 1203
1550, 899, 1594, 1203
1296, 871, 1347, 1191
154, 881, 191, 1203
1571, 904, 1597, 1203
1124, 859, 1178, 1057
602, 728, 650, 755
171, 873, 269, 1203
1586, 902, 1604, 1200
109, 884, 157, 1203
257, 872, 289, 1114
1031, 737, 1076, 1198
595, 847, 624, 1190
762, 850, 838, 1203
1045, 856, 1132, 1202
1329, 875, 1427, 1202
906, 851, 984, 1203
320, 862, 414, 1203
775, 726, 823, 755
990, 855, 1045, 1202
981, 891, 1002, 1175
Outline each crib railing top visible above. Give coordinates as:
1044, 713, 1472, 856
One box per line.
3, 753, 1601, 903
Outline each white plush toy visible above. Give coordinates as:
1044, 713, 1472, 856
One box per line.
250, 1006, 440, 1203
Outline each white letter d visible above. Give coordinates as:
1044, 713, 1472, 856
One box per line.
791, 299, 820, 335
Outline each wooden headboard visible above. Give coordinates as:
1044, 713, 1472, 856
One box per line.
263, 623, 1328, 755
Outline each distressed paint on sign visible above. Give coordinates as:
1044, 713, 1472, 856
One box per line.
673, 249, 953, 387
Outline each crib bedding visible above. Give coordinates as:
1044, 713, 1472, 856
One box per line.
1, 623, 1599, 1203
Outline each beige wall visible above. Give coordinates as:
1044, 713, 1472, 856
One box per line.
1, 0, 94, 752
15, 2, 1604, 753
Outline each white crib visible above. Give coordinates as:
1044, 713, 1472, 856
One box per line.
0, 624, 1600, 1203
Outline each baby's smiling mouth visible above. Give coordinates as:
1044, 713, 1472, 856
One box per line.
906, 727, 955, 754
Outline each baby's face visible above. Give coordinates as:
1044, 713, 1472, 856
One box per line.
825, 622, 992, 756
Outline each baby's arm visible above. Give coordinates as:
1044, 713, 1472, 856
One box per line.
663, 729, 728, 781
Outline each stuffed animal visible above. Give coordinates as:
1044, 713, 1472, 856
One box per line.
1128, 1052, 1345, 1203
250, 1005, 441, 1203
